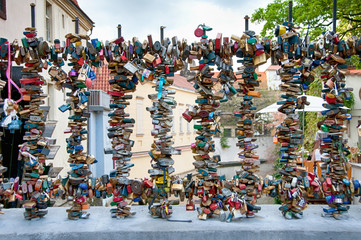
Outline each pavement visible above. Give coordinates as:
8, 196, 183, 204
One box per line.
2, 205, 361, 240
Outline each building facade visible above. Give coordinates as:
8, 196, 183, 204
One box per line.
1, 0, 94, 176
89, 72, 199, 178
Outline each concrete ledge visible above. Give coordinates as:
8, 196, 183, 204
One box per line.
2, 205, 361, 240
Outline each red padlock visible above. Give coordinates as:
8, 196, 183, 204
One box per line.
121, 52, 127, 62
209, 203, 218, 211
215, 33, 222, 51
144, 179, 153, 188
76, 197, 85, 203
127, 185, 132, 193
194, 27, 203, 38
182, 112, 193, 122
153, 57, 162, 67
186, 204, 195, 211
113, 197, 123, 202
203, 208, 211, 214
325, 93, 336, 104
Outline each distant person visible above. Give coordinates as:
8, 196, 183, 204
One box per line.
312, 121, 325, 176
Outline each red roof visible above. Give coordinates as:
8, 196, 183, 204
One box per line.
257, 71, 267, 89
169, 75, 195, 91
91, 65, 111, 92
347, 69, 361, 75
72, 0, 79, 6
266, 65, 281, 71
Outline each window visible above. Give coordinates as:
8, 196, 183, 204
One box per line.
48, 84, 55, 120
179, 104, 184, 134
0, 0, 6, 20
172, 110, 177, 134
46, 2, 52, 41
136, 98, 143, 135
186, 105, 191, 133
62, 14, 65, 29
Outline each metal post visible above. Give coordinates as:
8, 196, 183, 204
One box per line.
160, 26, 166, 45
302, 109, 305, 167
288, 0, 293, 23
244, 15, 250, 31
30, 3, 36, 28
73, 17, 79, 34
117, 24, 122, 38
333, 0, 337, 33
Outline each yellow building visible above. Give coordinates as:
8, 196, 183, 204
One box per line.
90, 69, 198, 178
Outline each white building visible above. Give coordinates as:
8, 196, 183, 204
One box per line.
265, 65, 281, 90
346, 70, 361, 148
1, 0, 94, 176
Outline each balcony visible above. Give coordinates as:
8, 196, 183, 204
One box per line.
88, 90, 110, 112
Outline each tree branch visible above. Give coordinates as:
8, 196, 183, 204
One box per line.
342, 12, 361, 17
342, 16, 361, 23
339, 25, 361, 38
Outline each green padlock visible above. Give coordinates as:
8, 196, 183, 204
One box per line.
194, 125, 202, 130
321, 124, 329, 132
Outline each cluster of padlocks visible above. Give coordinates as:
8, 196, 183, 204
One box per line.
10, 27, 52, 220
228, 29, 266, 219
105, 35, 139, 219
145, 36, 183, 219
267, 22, 313, 219
47, 33, 100, 219
1, 16, 361, 222
317, 31, 358, 219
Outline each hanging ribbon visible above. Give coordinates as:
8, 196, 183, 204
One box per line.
157, 78, 165, 99
4, 42, 23, 103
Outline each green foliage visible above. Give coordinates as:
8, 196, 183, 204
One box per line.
343, 91, 355, 110
251, 0, 361, 39
304, 112, 324, 153
220, 130, 230, 149
346, 55, 361, 70
303, 77, 324, 153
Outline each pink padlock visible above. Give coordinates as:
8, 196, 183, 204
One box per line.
85, 78, 92, 88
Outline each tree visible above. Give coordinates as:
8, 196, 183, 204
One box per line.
251, 0, 361, 39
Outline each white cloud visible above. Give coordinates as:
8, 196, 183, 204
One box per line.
78, 0, 272, 41
77, 0, 273, 70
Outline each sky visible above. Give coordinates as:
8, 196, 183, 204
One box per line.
77, 0, 274, 71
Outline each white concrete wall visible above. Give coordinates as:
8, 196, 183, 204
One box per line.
0, 0, 31, 41
0, 0, 89, 42
266, 69, 281, 90
346, 74, 361, 148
